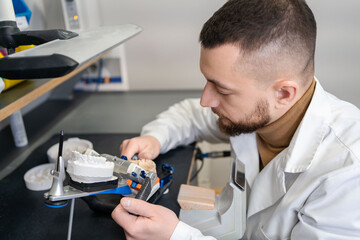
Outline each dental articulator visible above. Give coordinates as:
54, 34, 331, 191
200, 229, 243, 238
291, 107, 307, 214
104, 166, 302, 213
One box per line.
44, 130, 171, 240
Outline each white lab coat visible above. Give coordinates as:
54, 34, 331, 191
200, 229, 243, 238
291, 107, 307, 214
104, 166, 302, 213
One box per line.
141, 80, 360, 240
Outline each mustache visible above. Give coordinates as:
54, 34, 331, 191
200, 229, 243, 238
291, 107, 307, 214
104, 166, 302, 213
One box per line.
212, 108, 229, 120
211, 108, 221, 117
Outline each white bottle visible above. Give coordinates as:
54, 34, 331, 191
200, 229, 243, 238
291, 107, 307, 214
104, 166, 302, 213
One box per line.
10, 110, 28, 147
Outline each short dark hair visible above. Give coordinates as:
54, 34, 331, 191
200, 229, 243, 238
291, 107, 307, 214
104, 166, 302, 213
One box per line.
200, 0, 317, 79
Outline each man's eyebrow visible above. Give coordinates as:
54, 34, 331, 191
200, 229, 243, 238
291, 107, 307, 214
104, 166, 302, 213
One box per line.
207, 79, 232, 90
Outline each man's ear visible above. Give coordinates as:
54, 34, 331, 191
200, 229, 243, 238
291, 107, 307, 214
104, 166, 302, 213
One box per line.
273, 80, 298, 109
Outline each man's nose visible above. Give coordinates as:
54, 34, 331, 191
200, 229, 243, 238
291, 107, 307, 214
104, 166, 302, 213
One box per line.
200, 82, 219, 108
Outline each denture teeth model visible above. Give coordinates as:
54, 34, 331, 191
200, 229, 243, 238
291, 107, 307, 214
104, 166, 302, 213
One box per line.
128, 159, 157, 173
66, 151, 115, 183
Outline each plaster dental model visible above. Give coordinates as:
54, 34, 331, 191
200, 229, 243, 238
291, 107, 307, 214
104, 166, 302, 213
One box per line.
67, 151, 115, 183
47, 137, 93, 167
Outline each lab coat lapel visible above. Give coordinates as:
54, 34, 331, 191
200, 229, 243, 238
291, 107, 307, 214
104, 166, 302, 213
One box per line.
247, 152, 287, 218
230, 133, 259, 188
230, 130, 287, 219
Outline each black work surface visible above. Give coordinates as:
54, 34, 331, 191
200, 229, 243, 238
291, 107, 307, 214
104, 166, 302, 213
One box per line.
0, 133, 194, 240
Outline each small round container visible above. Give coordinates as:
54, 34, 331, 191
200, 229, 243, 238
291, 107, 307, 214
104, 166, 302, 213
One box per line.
47, 138, 93, 167
23, 163, 65, 191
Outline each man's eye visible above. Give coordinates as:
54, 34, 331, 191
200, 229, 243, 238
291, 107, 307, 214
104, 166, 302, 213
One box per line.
217, 89, 229, 96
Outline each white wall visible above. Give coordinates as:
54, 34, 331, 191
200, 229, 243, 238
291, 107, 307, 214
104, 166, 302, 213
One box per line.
97, 1, 226, 91
307, 0, 360, 107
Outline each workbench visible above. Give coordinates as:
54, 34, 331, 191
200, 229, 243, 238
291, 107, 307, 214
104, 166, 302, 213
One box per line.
0, 133, 195, 240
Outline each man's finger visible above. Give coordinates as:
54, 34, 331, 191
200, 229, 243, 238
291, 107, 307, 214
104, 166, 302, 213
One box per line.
138, 151, 154, 160
119, 139, 128, 153
111, 202, 137, 227
120, 140, 140, 160
120, 197, 156, 218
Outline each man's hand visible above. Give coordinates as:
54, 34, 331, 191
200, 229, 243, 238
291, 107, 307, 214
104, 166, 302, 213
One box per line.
112, 197, 179, 240
120, 135, 161, 160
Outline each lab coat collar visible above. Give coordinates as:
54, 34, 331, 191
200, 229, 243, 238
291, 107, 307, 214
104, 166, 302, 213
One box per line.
232, 78, 331, 218
281, 78, 331, 173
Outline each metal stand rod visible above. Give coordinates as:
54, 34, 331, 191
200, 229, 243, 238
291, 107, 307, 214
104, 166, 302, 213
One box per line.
67, 199, 75, 240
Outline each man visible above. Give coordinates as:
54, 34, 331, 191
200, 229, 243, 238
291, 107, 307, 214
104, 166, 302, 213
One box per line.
112, 0, 360, 239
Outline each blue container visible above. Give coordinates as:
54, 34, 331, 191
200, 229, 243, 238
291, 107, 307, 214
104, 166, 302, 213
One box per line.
13, 0, 32, 23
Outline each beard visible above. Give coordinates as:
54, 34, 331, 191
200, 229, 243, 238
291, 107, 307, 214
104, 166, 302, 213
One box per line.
213, 99, 270, 136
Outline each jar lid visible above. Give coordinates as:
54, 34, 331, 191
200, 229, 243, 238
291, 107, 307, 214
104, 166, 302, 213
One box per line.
24, 163, 65, 191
